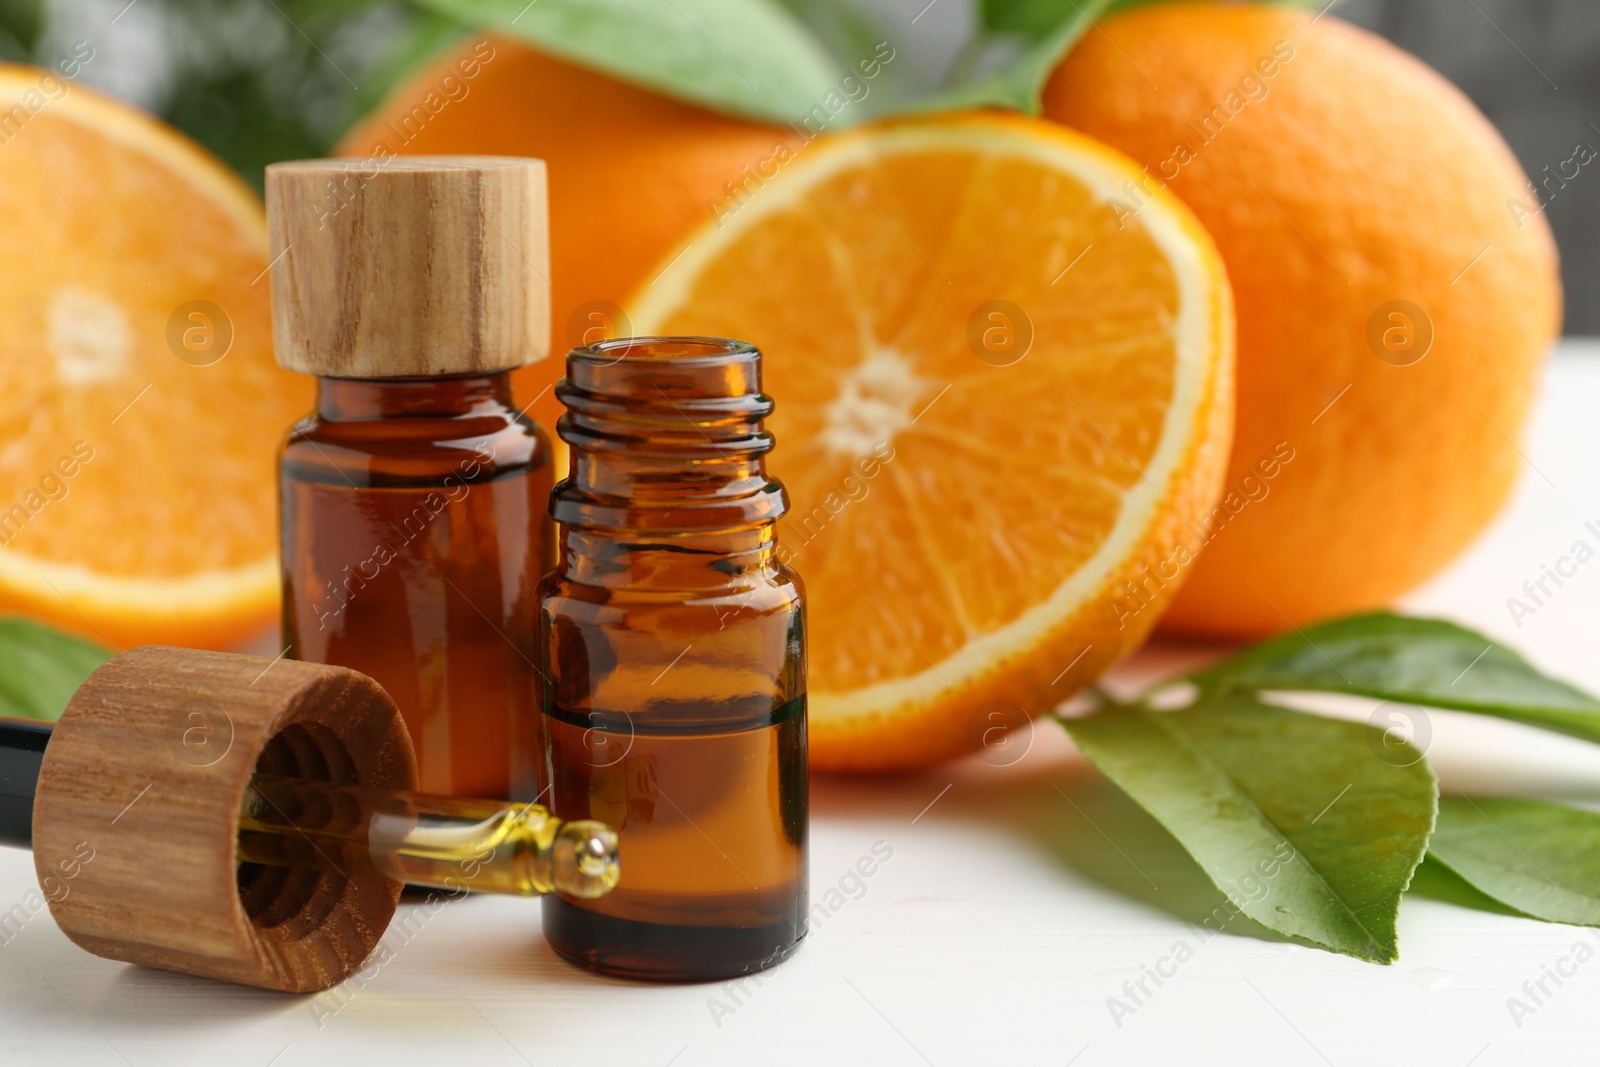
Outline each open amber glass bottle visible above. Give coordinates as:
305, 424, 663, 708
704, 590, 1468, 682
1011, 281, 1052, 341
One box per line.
539, 337, 808, 981
266, 157, 553, 801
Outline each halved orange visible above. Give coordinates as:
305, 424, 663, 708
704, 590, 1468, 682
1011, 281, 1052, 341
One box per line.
631, 113, 1234, 771
0, 66, 307, 649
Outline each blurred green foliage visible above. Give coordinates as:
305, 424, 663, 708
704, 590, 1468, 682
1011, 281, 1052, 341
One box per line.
0, 0, 463, 190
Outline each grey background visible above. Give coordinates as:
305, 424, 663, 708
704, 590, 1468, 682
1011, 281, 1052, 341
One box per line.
1344, 1, 1597, 333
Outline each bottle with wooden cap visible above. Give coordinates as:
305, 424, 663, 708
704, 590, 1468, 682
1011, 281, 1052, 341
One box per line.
266, 156, 552, 802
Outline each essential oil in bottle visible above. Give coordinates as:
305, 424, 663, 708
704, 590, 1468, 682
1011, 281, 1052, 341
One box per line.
539, 337, 808, 981
266, 157, 553, 800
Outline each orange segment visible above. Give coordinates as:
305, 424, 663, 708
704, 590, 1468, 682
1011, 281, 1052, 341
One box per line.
0, 66, 308, 648
631, 113, 1234, 771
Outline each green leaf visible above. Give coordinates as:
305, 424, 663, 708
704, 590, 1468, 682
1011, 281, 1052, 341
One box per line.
410, 0, 845, 124
910, 0, 1117, 116
910, 0, 1326, 117
1429, 796, 1600, 927
1190, 612, 1600, 746
769, 0, 925, 116
1060, 695, 1436, 962
1405, 854, 1525, 917
0, 618, 110, 722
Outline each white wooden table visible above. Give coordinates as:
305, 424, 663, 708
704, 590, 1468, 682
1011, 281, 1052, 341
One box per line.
3, 344, 1599, 1067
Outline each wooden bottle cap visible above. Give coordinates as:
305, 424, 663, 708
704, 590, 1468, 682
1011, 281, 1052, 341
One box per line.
266, 156, 549, 378
33, 647, 417, 993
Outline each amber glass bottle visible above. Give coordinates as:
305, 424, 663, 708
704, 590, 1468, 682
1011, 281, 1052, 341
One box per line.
277, 375, 551, 798
539, 337, 808, 981
266, 156, 552, 800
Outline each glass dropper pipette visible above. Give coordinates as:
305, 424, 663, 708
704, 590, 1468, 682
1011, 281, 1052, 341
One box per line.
0, 719, 619, 899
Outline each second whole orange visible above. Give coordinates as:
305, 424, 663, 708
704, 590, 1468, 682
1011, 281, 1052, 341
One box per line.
1044, 3, 1561, 636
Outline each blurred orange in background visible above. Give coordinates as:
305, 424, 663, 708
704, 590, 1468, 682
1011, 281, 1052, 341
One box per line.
336, 36, 796, 435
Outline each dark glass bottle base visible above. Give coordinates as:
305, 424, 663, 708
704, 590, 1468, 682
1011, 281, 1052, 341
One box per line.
543, 895, 806, 982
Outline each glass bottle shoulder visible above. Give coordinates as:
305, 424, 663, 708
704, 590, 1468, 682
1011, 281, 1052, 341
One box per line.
282, 406, 550, 489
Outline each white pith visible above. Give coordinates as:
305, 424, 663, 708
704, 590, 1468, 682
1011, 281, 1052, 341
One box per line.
821, 346, 929, 459
50, 287, 130, 384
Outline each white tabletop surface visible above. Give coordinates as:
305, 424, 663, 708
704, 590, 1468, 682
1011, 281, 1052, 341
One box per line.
4, 344, 1600, 1067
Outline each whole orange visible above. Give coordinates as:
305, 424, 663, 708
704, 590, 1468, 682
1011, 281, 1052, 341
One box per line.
336, 36, 794, 433
1044, 4, 1560, 636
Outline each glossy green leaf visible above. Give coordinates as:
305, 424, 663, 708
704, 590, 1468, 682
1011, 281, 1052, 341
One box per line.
1429, 796, 1600, 926
0, 618, 110, 722
411, 0, 845, 123
1191, 612, 1600, 745
1060, 694, 1436, 962
911, 0, 1118, 116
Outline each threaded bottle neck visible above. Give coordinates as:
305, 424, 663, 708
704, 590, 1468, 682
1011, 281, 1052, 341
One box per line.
552, 337, 789, 535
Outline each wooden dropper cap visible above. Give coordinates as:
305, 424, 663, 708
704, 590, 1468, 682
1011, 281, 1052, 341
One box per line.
32, 647, 417, 993
265, 156, 549, 378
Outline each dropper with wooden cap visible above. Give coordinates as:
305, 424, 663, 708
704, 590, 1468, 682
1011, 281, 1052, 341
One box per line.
267, 157, 554, 803
0, 646, 618, 993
